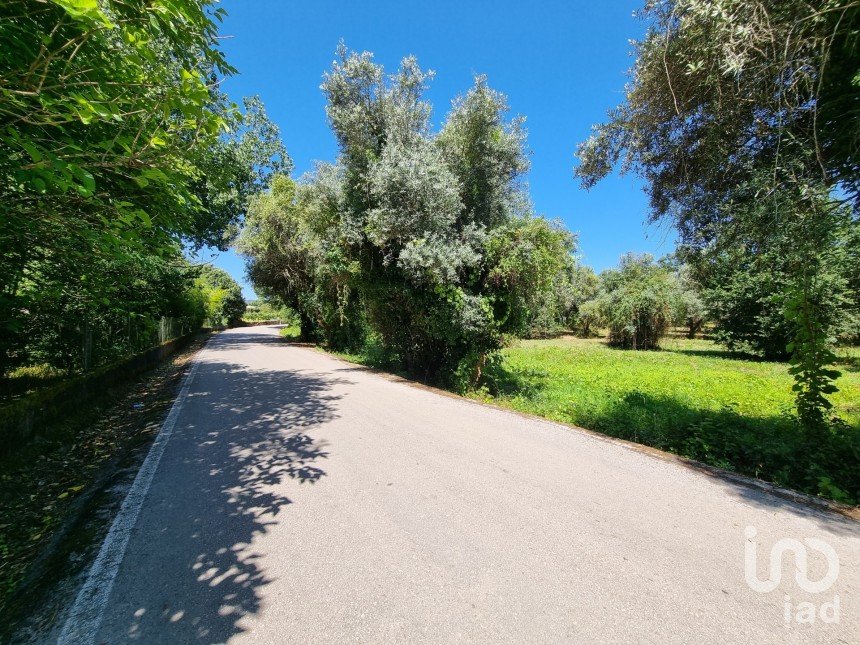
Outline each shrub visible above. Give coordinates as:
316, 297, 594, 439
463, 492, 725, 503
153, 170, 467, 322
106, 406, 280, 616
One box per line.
574, 299, 604, 337
597, 254, 677, 350
528, 260, 598, 338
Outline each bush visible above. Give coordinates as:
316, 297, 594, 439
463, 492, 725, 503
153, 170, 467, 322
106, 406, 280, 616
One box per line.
597, 253, 677, 350
574, 299, 604, 337
243, 300, 297, 324
528, 260, 598, 338
668, 262, 708, 338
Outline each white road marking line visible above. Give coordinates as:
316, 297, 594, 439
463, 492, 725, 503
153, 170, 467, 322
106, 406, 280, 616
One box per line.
57, 344, 207, 644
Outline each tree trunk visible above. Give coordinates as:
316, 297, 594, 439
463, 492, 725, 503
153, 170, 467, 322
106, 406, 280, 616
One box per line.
298, 310, 315, 342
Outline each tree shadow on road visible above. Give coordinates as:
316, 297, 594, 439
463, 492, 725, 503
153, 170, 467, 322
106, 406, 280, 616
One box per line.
99, 354, 350, 642
206, 329, 292, 350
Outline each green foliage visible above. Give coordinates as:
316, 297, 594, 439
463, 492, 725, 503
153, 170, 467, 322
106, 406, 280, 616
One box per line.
782, 196, 852, 427
243, 300, 297, 324
237, 173, 362, 347
575, 299, 605, 338
678, 180, 857, 362
5, 252, 207, 376
475, 336, 860, 503
194, 265, 245, 327
667, 262, 708, 338
240, 48, 576, 386
786, 287, 841, 428
697, 246, 796, 360
576, 0, 860, 218
527, 258, 598, 337
278, 324, 302, 341
840, 222, 860, 344
594, 254, 678, 350
0, 1, 283, 376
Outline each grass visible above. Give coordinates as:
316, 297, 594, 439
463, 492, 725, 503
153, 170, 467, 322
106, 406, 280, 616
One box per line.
278, 325, 301, 340
483, 335, 860, 427
0, 364, 69, 405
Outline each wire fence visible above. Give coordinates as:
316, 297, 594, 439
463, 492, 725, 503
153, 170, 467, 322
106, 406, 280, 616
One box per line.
78, 315, 191, 374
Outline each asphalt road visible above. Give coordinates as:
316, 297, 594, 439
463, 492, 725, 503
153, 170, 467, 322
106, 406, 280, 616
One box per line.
59, 326, 858, 643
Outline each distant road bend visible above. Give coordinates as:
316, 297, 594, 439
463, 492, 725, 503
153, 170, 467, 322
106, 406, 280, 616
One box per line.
58, 325, 858, 643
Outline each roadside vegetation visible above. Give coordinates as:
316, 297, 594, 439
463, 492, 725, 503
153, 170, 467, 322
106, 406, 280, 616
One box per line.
0, 2, 274, 626
0, 266, 245, 405
1, 0, 280, 389
244, 301, 296, 324
1, 3, 858, 614
238, 47, 574, 388
0, 336, 209, 637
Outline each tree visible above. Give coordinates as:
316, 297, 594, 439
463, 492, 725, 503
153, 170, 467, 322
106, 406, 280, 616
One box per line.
672, 264, 708, 339
237, 172, 362, 346
0, 1, 283, 375
326, 50, 575, 385
575, 0, 859, 421
528, 258, 600, 337
576, 0, 859, 223
240, 47, 575, 387
595, 254, 678, 350
195, 265, 246, 327
576, 298, 605, 338
243, 299, 296, 324
657, 256, 709, 339
14, 253, 207, 374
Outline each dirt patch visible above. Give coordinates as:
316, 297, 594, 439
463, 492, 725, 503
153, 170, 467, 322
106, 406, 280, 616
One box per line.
0, 334, 211, 642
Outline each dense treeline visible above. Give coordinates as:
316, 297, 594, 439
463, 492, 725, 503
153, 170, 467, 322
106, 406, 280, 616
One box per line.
240, 48, 575, 388
3, 0, 857, 433
0, 1, 282, 379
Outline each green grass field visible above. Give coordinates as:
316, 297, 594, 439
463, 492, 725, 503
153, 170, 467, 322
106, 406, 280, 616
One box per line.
482, 335, 859, 427
471, 335, 859, 502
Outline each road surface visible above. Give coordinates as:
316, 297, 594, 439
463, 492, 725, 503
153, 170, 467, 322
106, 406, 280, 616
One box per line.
59, 326, 858, 643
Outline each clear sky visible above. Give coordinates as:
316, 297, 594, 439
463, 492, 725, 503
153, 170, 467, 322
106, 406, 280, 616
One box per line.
195, 0, 677, 300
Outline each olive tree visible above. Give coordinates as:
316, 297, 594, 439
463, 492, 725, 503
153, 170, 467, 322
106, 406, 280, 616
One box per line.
596, 254, 678, 350
241, 47, 575, 387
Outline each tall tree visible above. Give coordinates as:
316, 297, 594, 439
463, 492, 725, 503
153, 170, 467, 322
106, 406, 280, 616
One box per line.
241, 47, 576, 387
195, 265, 246, 327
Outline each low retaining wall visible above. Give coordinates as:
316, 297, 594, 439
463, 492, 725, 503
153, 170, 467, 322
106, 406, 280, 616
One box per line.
0, 331, 204, 453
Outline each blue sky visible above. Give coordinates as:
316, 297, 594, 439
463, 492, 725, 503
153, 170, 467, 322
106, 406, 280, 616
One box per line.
195, 0, 677, 300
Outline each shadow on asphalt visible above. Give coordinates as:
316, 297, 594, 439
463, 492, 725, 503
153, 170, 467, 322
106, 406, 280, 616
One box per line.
708, 477, 859, 536
105, 329, 855, 641
208, 330, 291, 350
106, 351, 350, 642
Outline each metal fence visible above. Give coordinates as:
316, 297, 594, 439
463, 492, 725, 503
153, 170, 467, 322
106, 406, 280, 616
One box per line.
79, 316, 189, 374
